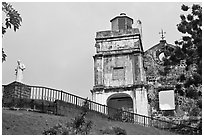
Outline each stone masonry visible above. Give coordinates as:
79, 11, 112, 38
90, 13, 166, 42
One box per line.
3, 81, 31, 100
91, 13, 149, 118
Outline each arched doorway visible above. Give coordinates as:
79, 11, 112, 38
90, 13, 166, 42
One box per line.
107, 93, 133, 117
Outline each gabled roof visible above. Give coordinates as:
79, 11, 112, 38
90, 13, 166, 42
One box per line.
144, 40, 175, 54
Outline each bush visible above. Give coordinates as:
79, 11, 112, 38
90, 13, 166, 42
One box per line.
43, 99, 93, 135
43, 119, 93, 135
108, 109, 123, 121
42, 123, 66, 135
70, 113, 93, 135
100, 126, 127, 135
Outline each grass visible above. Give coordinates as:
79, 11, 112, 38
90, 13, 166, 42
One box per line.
2, 108, 175, 135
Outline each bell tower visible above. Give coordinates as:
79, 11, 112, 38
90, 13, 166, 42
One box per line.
91, 13, 149, 118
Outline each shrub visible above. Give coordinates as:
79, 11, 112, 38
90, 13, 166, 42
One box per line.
43, 99, 93, 135
108, 109, 123, 121
43, 123, 65, 135
100, 126, 127, 135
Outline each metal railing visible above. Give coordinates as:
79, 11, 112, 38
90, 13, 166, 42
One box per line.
2, 84, 200, 135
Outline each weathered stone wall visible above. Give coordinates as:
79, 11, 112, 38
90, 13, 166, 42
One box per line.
92, 14, 149, 118
144, 41, 166, 81
103, 55, 133, 87
135, 87, 149, 116
93, 31, 149, 117
144, 40, 185, 87
3, 81, 31, 99
95, 37, 140, 52
94, 56, 103, 86
95, 28, 139, 40
94, 34, 143, 88
133, 54, 146, 84
93, 90, 133, 106
55, 100, 108, 118
2, 97, 56, 113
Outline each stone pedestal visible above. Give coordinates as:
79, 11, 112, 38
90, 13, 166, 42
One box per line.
3, 81, 31, 100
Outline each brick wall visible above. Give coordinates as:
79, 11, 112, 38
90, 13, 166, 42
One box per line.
3, 81, 31, 99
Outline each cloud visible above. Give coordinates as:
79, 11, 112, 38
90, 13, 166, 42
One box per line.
159, 103, 174, 110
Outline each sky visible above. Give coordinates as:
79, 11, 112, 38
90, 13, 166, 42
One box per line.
2, 2, 201, 99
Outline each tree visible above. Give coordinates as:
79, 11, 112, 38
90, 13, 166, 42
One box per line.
164, 4, 202, 95
163, 4, 202, 133
165, 4, 202, 74
2, 2, 22, 62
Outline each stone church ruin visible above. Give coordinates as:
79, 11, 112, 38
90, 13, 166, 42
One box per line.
91, 13, 188, 119
2, 12, 200, 134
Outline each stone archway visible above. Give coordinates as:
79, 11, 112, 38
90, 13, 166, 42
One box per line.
106, 93, 133, 117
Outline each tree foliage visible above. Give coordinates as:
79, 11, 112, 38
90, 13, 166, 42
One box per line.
164, 4, 202, 96
164, 4, 202, 74
2, 2, 22, 62
163, 4, 202, 133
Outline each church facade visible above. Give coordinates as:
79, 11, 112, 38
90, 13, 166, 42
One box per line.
91, 13, 149, 117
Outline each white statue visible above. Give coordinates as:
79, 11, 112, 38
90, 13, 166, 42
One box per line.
136, 20, 142, 39
15, 60, 26, 82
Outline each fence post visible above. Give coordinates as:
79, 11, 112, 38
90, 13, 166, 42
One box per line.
42, 88, 44, 113
47, 89, 49, 101
42, 88, 44, 100
61, 90, 63, 101
144, 116, 146, 127
89, 100, 91, 110
103, 104, 106, 114
55, 90, 58, 101
75, 96, 78, 106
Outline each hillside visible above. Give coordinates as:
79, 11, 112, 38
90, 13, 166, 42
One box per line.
2, 108, 174, 135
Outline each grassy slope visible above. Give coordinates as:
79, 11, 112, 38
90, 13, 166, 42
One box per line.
2, 109, 174, 135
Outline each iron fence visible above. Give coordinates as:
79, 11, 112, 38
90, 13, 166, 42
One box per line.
2, 84, 200, 135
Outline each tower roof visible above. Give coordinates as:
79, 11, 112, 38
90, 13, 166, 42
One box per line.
110, 13, 133, 22
95, 13, 140, 40
110, 13, 133, 31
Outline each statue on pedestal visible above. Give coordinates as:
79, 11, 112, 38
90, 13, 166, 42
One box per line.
15, 60, 26, 83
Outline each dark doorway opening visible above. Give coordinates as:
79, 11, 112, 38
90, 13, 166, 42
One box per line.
107, 93, 133, 120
